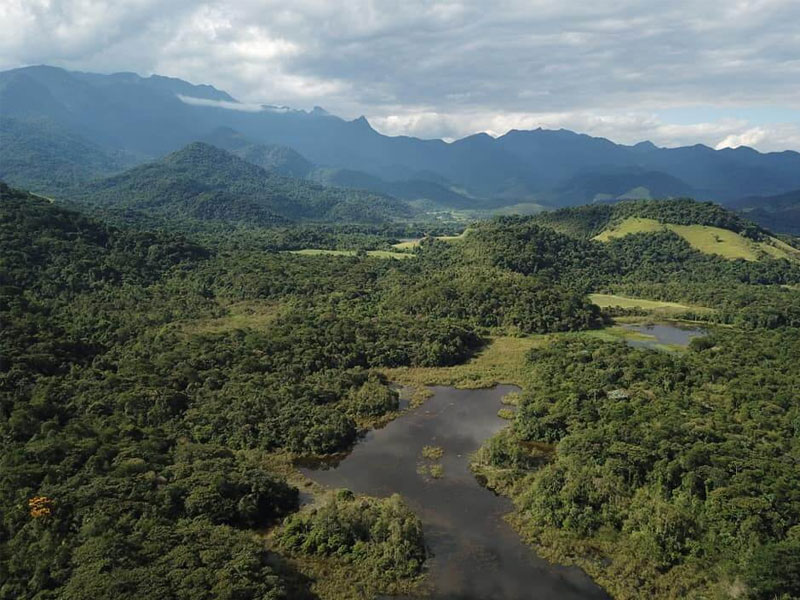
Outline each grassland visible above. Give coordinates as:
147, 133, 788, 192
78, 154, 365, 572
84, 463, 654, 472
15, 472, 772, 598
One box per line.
669, 223, 760, 260
593, 217, 665, 242
593, 217, 800, 262
178, 300, 283, 335
391, 229, 470, 250
589, 293, 713, 316
287, 249, 415, 259
380, 335, 546, 389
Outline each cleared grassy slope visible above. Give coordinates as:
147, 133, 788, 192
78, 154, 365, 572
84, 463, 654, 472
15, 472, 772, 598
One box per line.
286, 249, 415, 259
391, 229, 470, 250
589, 293, 713, 316
594, 217, 799, 262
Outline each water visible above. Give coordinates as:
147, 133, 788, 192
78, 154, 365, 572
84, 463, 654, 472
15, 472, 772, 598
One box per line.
621, 322, 706, 349
300, 385, 610, 600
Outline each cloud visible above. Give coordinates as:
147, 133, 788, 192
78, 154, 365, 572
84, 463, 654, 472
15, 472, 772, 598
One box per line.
715, 127, 768, 150
176, 94, 264, 112
2, 1, 799, 150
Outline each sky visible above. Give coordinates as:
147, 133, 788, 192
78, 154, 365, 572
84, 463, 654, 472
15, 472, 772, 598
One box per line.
2, 0, 800, 151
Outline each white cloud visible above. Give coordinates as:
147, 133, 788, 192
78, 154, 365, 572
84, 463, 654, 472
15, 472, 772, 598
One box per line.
2, 1, 800, 151
369, 109, 800, 152
176, 94, 264, 112
714, 127, 768, 150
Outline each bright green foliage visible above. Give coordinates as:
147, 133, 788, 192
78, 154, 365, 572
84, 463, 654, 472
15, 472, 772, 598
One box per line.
344, 377, 399, 418
276, 493, 426, 581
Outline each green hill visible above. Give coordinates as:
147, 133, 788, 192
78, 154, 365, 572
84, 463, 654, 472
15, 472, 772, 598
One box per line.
531, 198, 800, 262
200, 127, 314, 178
73, 142, 415, 224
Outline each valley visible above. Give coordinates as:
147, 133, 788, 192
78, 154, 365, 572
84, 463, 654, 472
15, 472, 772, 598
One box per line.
3, 175, 800, 599
3, 39, 800, 600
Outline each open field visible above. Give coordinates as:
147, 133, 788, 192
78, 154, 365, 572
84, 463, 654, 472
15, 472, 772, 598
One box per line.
593, 217, 665, 241
391, 229, 470, 250
669, 223, 760, 260
589, 293, 713, 315
593, 217, 800, 262
380, 335, 546, 390
179, 300, 282, 335
287, 249, 415, 259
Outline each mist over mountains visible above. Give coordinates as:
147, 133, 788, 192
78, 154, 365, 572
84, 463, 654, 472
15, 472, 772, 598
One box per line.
3, 64, 800, 226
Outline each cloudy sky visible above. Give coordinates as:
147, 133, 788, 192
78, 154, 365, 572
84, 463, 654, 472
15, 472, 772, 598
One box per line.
3, 0, 800, 150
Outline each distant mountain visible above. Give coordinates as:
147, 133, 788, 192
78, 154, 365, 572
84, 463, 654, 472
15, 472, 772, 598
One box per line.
730, 189, 800, 236
73, 142, 414, 224
202, 126, 481, 209
200, 127, 314, 178
3, 65, 800, 208
547, 167, 694, 205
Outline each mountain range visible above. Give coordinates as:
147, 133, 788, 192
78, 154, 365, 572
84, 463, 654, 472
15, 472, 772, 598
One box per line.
2, 64, 800, 230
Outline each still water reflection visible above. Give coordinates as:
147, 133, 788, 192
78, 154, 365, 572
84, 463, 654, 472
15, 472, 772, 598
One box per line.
621, 322, 707, 349
301, 385, 610, 600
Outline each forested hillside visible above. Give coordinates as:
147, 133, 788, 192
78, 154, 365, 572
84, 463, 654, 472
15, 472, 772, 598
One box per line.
71, 142, 414, 225
0, 182, 602, 599
474, 330, 800, 599
3, 181, 800, 599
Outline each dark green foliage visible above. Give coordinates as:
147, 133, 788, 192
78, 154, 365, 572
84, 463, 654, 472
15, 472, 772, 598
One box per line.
0, 183, 487, 597
4, 176, 800, 600
460, 217, 614, 290
73, 142, 414, 224
744, 537, 800, 599
382, 263, 603, 333
732, 188, 800, 236
462, 206, 800, 327
497, 331, 800, 595
344, 377, 400, 418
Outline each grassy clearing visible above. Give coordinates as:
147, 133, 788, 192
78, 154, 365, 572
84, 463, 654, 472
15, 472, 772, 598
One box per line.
593, 217, 664, 242
669, 224, 760, 260
490, 202, 548, 216
594, 217, 800, 262
391, 239, 422, 250
761, 236, 800, 260
589, 293, 713, 316
287, 249, 415, 259
179, 300, 282, 335
390, 229, 470, 250
380, 335, 546, 390
580, 326, 656, 344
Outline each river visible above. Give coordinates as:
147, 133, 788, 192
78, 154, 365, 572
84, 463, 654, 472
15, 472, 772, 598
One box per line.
300, 385, 610, 600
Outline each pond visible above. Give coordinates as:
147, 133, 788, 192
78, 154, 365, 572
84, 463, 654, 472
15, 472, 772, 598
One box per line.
300, 385, 610, 600
621, 322, 707, 349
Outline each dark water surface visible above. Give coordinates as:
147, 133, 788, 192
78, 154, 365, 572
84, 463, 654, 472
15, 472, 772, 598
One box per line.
622, 322, 706, 349
300, 385, 610, 600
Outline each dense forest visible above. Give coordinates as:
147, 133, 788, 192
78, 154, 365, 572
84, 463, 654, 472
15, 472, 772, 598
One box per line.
68, 142, 415, 225
0, 183, 599, 598
474, 331, 800, 599
3, 182, 800, 599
